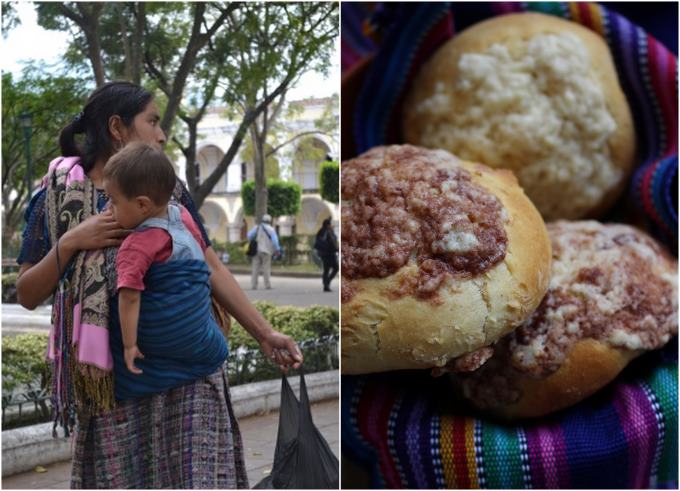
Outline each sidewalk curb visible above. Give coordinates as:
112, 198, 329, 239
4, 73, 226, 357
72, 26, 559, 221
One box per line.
1, 370, 338, 477
226, 266, 321, 278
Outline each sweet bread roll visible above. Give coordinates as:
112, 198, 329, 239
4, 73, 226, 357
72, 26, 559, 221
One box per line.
403, 13, 635, 220
341, 145, 551, 374
455, 221, 678, 419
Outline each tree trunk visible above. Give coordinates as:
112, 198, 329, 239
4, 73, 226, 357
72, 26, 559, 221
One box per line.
131, 3, 144, 85
117, 3, 132, 81
190, 73, 294, 210
86, 31, 106, 87
159, 3, 231, 140
60, 3, 106, 87
190, 107, 255, 209
184, 119, 199, 193
252, 115, 267, 222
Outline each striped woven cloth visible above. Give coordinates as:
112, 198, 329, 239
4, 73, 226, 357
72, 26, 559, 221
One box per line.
342, 343, 678, 489
110, 259, 228, 400
343, 1, 678, 248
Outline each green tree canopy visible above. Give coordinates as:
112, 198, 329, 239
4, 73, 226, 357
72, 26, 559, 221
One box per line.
241, 179, 301, 218
1, 68, 90, 250
319, 160, 339, 204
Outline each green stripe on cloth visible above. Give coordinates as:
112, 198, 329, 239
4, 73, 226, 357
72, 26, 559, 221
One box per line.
526, 2, 567, 17
647, 363, 678, 485
482, 421, 525, 489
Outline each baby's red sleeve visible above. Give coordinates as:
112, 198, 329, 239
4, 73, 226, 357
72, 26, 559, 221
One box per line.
116, 230, 170, 290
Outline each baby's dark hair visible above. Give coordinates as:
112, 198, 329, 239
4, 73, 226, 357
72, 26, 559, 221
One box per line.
103, 142, 176, 205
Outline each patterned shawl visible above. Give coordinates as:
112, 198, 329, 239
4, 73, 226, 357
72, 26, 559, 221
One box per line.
44, 157, 115, 433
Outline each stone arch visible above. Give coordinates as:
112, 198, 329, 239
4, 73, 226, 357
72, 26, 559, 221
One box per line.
295, 196, 332, 235
199, 200, 228, 243
197, 144, 226, 192
292, 137, 331, 191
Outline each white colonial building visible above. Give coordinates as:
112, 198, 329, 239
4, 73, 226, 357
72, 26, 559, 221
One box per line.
177, 97, 339, 244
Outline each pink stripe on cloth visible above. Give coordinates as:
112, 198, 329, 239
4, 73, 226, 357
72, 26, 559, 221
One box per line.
612, 383, 659, 488
72, 303, 113, 370
47, 324, 57, 360
526, 422, 570, 489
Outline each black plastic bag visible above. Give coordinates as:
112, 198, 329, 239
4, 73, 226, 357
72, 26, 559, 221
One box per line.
253, 371, 339, 489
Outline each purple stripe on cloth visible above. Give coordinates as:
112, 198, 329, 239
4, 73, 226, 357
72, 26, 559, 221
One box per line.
494, 2, 524, 14
615, 13, 659, 160
613, 383, 660, 488
525, 421, 570, 489
405, 398, 429, 489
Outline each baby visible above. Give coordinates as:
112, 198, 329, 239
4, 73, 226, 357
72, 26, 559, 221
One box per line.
103, 142, 228, 400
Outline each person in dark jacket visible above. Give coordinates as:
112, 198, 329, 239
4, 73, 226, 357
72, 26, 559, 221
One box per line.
314, 218, 338, 292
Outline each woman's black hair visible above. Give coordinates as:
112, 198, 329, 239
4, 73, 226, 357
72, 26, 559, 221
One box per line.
317, 217, 333, 236
59, 81, 154, 173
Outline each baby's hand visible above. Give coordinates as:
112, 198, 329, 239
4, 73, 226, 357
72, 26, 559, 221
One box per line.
124, 345, 145, 374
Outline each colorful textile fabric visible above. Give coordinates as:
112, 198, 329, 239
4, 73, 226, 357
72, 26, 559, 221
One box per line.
345, 2, 678, 248
44, 156, 116, 428
72, 363, 249, 489
111, 259, 229, 400
342, 344, 678, 489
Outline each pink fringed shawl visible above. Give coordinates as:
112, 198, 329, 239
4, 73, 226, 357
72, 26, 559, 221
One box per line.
44, 157, 115, 433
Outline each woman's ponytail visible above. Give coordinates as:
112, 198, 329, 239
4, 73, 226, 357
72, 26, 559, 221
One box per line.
58, 121, 82, 158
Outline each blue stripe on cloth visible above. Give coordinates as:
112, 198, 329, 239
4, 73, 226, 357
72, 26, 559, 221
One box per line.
342, 3, 378, 53
417, 403, 439, 489
560, 389, 630, 489
111, 259, 228, 400
388, 395, 408, 486
430, 414, 446, 488
652, 157, 678, 230
355, 3, 451, 152
392, 393, 416, 487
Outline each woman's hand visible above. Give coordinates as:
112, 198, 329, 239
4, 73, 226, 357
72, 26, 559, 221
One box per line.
259, 331, 303, 372
62, 209, 129, 253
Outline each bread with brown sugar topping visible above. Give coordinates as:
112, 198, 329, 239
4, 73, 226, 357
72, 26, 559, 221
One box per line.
341, 144, 552, 374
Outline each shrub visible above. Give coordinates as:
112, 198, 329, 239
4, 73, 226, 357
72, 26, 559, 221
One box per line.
241, 179, 302, 217
319, 160, 339, 204
2, 272, 18, 303
229, 301, 338, 350
2, 304, 338, 406
2, 333, 50, 393
212, 239, 249, 265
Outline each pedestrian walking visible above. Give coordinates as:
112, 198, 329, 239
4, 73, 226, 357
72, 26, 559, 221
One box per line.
14, 81, 302, 489
247, 214, 281, 290
314, 218, 338, 292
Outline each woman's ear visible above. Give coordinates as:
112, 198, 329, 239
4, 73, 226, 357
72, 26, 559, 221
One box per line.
108, 115, 126, 148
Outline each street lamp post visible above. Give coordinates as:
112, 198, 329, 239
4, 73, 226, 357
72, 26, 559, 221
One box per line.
19, 112, 33, 198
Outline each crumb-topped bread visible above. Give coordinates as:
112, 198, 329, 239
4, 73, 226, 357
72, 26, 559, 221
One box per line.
341, 145, 551, 374
403, 13, 635, 220
454, 221, 678, 419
